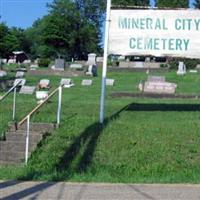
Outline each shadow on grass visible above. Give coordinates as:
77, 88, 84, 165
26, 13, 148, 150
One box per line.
127, 103, 200, 112
15, 102, 200, 181
55, 104, 129, 179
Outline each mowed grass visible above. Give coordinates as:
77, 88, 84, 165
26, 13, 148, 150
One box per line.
1, 69, 200, 183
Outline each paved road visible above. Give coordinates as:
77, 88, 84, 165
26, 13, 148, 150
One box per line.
1, 181, 200, 200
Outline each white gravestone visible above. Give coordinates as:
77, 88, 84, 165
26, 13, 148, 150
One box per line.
69, 63, 83, 69
30, 64, 38, 70
0, 70, 7, 77
86, 65, 93, 76
60, 78, 74, 88
96, 57, 103, 63
38, 79, 50, 89
143, 81, 177, 94
15, 71, 24, 78
87, 53, 96, 65
81, 79, 92, 86
14, 78, 26, 86
106, 79, 115, 86
36, 91, 48, 104
19, 86, 36, 94
177, 62, 186, 75
147, 76, 166, 82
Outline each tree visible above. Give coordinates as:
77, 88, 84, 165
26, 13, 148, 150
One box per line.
112, 0, 149, 6
193, 0, 200, 8
42, 0, 102, 59
0, 23, 20, 58
156, 0, 188, 8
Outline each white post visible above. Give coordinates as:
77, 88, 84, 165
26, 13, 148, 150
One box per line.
57, 86, 62, 125
99, 0, 111, 124
25, 115, 30, 164
12, 87, 16, 120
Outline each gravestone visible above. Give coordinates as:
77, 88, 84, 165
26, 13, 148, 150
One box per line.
96, 57, 103, 63
147, 76, 165, 82
19, 86, 36, 94
135, 62, 144, 68
189, 70, 197, 73
196, 64, 200, 69
15, 71, 24, 78
39, 79, 50, 89
87, 53, 96, 65
0, 70, 7, 77
23, 60, 31, 64
36, 91, 48, 103
70, 63, 83, 69
55, 59, 65, 71
106, 79, 115, 86
60, 78, 74, 88
177, 61, 186, 75
30, 64, 38, 70
81, 79, 92, 86
86, 65, 93, 76
143, 81, 177, 94
14, 78, 26, 86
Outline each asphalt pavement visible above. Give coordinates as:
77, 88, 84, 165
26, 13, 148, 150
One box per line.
1, 181, 200, 200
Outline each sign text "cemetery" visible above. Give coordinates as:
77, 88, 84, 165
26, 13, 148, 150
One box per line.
109, 10, 200, 58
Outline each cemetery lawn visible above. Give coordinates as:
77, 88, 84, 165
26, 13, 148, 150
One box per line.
1, 69, 200, 183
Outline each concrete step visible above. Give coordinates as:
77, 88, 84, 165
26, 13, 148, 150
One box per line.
0, 160, 20, 166
5, 132, 43, 143
0, 122, 54, 165
0, 141, 37, 152
0, 151, 25, 162
9, 123, 55, 133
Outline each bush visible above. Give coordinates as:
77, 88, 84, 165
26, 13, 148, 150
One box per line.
168, 58, 200, 70
38, 58, 51, 68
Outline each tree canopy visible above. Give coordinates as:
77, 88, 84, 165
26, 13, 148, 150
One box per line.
193, 0, 200, 8
156, 0, 188, 8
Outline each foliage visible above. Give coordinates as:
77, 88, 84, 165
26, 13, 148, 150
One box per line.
156, 0, 188, 8
0, 23, 19, 58
193, 0, 200, 8
168, 58, 200, 69
38, 58, 51, 67
112, 0, 149, 6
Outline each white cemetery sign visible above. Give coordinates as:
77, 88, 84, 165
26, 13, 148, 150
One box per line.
109, 9, 200, 58
100, 2, 200, 123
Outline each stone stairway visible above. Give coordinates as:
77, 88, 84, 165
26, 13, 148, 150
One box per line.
0, 123, 55, 165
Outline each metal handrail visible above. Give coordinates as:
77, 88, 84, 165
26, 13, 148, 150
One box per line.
18, 85, 62, 127
0, 80, 21, 101
17, 84, 63, 164
0, 80, 22, 120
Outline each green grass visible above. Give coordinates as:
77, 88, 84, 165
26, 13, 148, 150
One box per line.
1, 69, 200, 183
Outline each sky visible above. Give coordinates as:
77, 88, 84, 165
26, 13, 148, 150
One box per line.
0, 0, 196, 29
0, 0, 53, 29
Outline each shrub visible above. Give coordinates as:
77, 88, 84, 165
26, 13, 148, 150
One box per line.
168, 58, 200, 70
38, 58, 51, 68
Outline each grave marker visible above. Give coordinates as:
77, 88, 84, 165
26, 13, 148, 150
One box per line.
15, 71, 24, 78
14, 78, 26, 86
106, 79, 115, 86
81, 79, 92, 86
19, 86, 36, 94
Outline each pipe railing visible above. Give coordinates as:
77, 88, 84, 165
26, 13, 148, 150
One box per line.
17, 85, 63, 164
0, 80, 22, 120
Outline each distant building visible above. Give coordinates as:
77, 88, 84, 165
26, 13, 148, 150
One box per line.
9, 51, 28, 63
